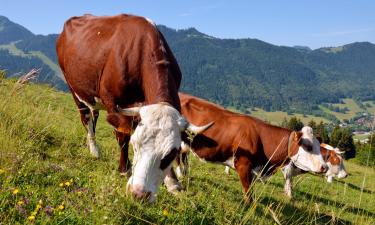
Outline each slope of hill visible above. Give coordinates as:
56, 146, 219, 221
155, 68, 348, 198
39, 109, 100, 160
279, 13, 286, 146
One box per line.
0, 16, 66, 90
0, 15, 374, 115
0, 80, 374, 224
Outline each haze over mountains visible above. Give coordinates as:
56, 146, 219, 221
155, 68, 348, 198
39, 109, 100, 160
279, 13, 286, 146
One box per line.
1, 15, 374, 114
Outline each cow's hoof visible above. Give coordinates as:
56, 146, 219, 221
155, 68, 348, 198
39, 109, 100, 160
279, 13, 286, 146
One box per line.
89, 144, 100, 158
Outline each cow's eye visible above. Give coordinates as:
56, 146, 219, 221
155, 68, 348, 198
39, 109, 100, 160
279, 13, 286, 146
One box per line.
160, 148, 179, 170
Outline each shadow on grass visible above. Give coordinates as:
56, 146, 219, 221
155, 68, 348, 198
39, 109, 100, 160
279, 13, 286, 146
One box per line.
269, 181, 373, 221
260, 196, 352, 225
335, 179, 373, 194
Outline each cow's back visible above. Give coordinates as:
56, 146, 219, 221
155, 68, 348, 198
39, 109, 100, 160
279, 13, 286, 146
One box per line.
179, 93, 262, 160
57, 14, 181, 109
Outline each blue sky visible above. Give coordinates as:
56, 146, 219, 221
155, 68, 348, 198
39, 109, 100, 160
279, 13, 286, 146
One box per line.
1, 0, 374, 49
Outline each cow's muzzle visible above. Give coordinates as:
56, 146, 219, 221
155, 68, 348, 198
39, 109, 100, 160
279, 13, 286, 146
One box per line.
320, 164, 328, 173
127, 184, 152, 202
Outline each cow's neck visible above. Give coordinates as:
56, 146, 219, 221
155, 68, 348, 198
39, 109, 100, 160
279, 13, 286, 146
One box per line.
261, 126, 292, 166
143, 71, 180, 111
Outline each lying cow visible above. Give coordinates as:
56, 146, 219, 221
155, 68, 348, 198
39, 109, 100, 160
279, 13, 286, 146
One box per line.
177, 93, 327, 201
56, 14, 212, 202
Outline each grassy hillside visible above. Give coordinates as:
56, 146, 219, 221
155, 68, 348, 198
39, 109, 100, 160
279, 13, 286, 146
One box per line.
1, 80, 375, 224
320, 99, 363, 121
247, 108, 329, 125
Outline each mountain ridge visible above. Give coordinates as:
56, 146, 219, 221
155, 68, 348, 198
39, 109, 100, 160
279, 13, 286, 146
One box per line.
0, 15, 374, 115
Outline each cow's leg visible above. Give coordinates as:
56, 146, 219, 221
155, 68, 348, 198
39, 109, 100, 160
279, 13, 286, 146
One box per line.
282, 163, 301, 198
235, 156, 253, 203
71, 93, 100, 158
326, 175, 334, 183
175, 151, 188, 178
115, 131, 132, 177
225, 166, 231, 174
86, 110, 100, 158
164, 168, 183, 194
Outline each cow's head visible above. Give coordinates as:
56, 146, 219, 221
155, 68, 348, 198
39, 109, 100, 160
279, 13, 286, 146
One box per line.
114, 103, 212, 202
289, 126, 328, 173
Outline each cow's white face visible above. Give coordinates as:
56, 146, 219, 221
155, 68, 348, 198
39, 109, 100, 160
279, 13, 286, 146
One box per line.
118, 104, 213, 202
125, 104, 183, 201
291, 126, 328, 173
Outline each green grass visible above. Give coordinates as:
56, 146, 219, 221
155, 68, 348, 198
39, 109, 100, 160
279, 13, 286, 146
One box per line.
1, 80, 375, 224
247, 108, 328, 125
320, 98, 364, 121
363, 101, 375, 115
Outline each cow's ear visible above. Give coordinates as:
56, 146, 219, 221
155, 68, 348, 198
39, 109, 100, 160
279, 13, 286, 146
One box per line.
294, 131, 303, 142
107, 113, 132, 133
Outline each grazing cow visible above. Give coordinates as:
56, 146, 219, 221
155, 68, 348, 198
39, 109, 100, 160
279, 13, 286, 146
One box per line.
320, 143, 348, 182
56, 14, 212, 202
280, 143, 348, 190
177, 93, 327, 201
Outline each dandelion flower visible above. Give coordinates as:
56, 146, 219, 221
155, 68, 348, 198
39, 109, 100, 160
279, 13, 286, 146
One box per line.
58, 204, 64, 211
65, 181, 71, 186
59, 183, 64, 187
12, 189, 19, 195
163, 209, 169, 216
28, 215, 35, 221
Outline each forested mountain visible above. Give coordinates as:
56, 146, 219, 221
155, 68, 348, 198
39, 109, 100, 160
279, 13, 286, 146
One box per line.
0, 15, 374, 114
0, 16, 66, 90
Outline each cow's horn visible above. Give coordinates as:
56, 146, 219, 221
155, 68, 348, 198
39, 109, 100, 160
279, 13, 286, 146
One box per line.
117, 105, 141, 116
334, 148, 345, 154
187, 121, 214, 134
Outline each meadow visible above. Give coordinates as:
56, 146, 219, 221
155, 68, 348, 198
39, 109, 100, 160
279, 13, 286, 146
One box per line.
1, 80, 375, 224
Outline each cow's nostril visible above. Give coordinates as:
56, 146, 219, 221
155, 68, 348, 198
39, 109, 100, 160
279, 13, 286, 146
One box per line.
132, 190, 151, 201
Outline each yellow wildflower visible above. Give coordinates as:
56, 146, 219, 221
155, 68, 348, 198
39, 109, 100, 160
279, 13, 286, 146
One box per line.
162, 209, 169, 216
59, 183, 64, 187
17, 200, 24, 206
38, 199, 43, 205
58, 204, 64, 211
70, 178, 73, 183
36, 204, 42, 210
12, 189, 19, 195
28, 215, 35, 221
31, 211, 37, 216
64, 181, 71, 186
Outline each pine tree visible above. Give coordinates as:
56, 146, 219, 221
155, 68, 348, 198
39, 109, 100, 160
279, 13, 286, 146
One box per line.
287, 116, 304, 131
316, 121, 330, 144
308, 119, 317, 131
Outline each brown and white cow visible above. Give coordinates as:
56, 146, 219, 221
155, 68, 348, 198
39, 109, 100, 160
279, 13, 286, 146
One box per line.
56, 14, 211, 202
320, 143, 348, 182
177, 93, 327, 201
281, 143, 348, 197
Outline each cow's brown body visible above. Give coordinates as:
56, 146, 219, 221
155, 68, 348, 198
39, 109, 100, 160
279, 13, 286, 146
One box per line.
56, 14, 182, 174
179, 93, 312, 198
